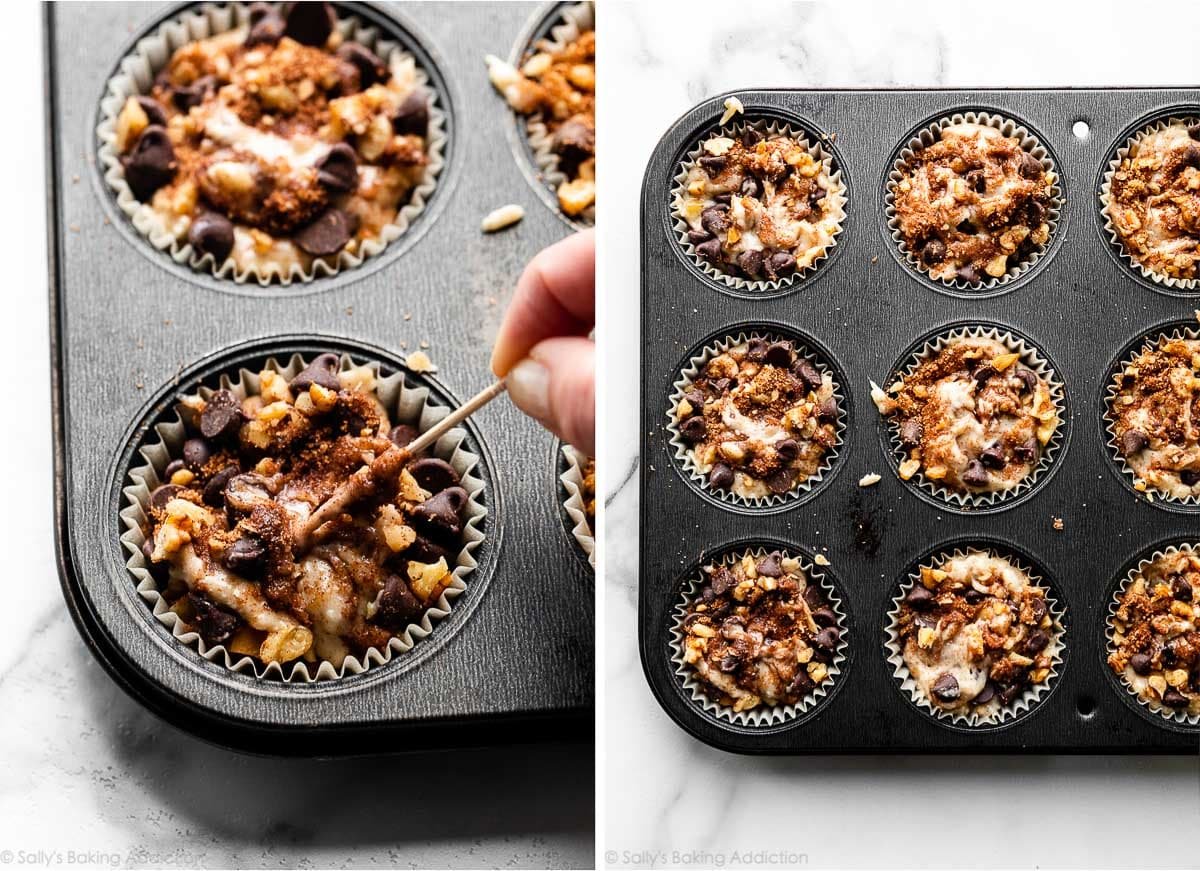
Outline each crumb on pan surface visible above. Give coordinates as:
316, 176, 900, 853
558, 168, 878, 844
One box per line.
485, 21, 595, 218
679, 125, 843, 281
140, 355, 470, 671
1108, 548, 1200, 717
681, 551, 841, 712
112, 2, 432, 280
673, 337, 840, 499
892, 122, 1053, 284
897, 551, 1060, 719
1107, 122, 1200, 280
481, 203, 525, 232
1108, 335, 1200, 500
872, 335, 1058, 496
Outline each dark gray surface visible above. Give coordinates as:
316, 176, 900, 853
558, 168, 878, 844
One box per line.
639, 89, 1200, 753
48, 2, 593, 747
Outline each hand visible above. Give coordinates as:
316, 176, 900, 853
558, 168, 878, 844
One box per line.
491, 229, 595, 456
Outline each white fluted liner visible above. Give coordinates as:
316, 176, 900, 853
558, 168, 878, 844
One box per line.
559, 444, 595, 568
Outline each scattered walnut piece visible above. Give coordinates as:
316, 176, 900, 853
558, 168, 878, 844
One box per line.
481, 203, 525, 233
858, 473, 882, 487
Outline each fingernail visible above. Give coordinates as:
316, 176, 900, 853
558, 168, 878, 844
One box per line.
507, 358, 551, 424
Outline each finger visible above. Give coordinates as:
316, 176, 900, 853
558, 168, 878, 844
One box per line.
506, 336, 595, 456
491, 229, 595, 377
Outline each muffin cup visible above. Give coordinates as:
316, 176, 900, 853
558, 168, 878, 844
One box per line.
1105, 542, 1200, 728
1100, 114, 1200, 292
884, 545, 1066, 728
521, 1, 595, 227
670, 117, 847, 293
96, 3, 448, 286
886, 110, 1061, 293
1104, 324, 1200, 506
118, 351, 487, 682
669, 545, 849, 728
878, 324, 1066, 509
666, 330, 847, 509
559, 443, 595, 568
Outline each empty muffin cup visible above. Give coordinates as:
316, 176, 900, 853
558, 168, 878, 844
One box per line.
118, 351, 487, 682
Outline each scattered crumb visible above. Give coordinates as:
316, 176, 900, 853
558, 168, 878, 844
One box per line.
719, 96, 744, 125
345, 306, 353, 316
481, 203, 525, 233
814, 554, 830, 566
403, 312, 412, 321
71, 174, 79, 184
419, 340, 429, 349
406, 350, 436, 373
68, 224, 80, 233
858, 473, 882, 487
1052, 516, 1064, 531
871, 255, 878, 264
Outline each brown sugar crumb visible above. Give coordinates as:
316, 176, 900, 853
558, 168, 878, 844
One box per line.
892, 122, 1054, 284
1107, 336, 1200, 500
673, 337, 840, 500
680, 550, 841, 712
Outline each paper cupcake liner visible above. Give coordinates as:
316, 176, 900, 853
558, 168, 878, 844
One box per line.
521, 1, 595, 227
118, 351, 487, 682
884, 545, 1066, 728
666, 330, 847, 508
1104, 324, 1200, 506
885, 110, 1061, 292
1105, 543, 1200, 728
1100, 114, 1200, 292
879, 324, 1066, 509
669, 546, 849, 727
559, 444, 595, 568
670, 117, 847, 292
96, 3, 447, 286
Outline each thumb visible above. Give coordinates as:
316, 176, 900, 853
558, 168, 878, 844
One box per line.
506, 336, 595, 456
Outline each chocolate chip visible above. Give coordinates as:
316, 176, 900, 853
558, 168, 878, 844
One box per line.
812, 626, 840, 651
709, 378, 732, 393
1162, 689, 1190, 708
808, 186, 825, 210
709, 566, 735, 596
224, 535, 266, 576
122, 125, 176, 200
817, 396, 838, 422
698, 155, 726, 176
1028, 597, 1047, 624
787, 670, 815, 695
803, 584, 824, 609
141, 536, 168, 582
718, 653, 741, 673
736, 249, 763, 278
973, 682, 997, 706
388, 424, 420, 449
679, 415, 707, 443
764, 340, 792, 367
409, 457, 460, 494
766, 469, 795, 494
371, 574, 424, 629
708, 464, 734, 490
164, 459, 186, 479
1184, 146, 1200, 169
1013, 439, 1038, 463
172, 75, 218, 111
182, 438, 211, 468
411, 486, 468, 539
905, 584, 934, 609
746, 338, 769, 362
695, 238, 722, 262
956, 264, 981, 284
740, 176, 761, 198
245, 4, 286, 46
741, 127, 762, 148
1026, 199, 1047, 225
763, 251, 796, 280
965, 169, 986, 193
188, 593, 240, 646
134, 96, 168, 127
998, 683, 1022, 705
336, 42, 388, 90
812, 607, 838, 628
290, 353, 342, 393
316, 143, 359, 193
1018, 152, 1043, 179
1180, 469, 1200, 487
282, 1, 335, 46
963, 588, 985, 605
150, 484, 182, 512
921, 238, 946, 265
932, 673, 960, 702
1189, 123, 1200, 141
956, 219, 977, 235
1021, 628, 1050, 655
200, 390, 244, 441
980, 445, 1006, 469
187, 211, 235, 263
1015, 368, 1038, 394
407, 535, 450, 565
1120, 429, 1149, 457
973, 364, 998, 385
962, 459, 989, 488
203, 465, 240, 507
683, 389, 705, 408
792, 359, 823, 392
756, 552, 782, 577
1129, 652, 1153, 676
713, 192, 733, 205
700, 206, 731, 236
293, 208, 359, 256
687, 229, 711, 245
899, 418, 924, 447
1172, 575, 1194, 602
223, 474, 274, 514
775, 438, 799, 462
392, 90, 430, 137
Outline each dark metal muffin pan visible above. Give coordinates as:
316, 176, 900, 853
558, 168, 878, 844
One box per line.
46, 1, 592, 755
639, 89, 1200, 753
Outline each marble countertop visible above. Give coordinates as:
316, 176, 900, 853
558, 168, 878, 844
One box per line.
601, 3, 1199, 868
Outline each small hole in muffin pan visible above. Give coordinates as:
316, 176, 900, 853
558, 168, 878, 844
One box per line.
501, 1, 595, 231
1093, 103, 1200, 298
88, 1, 459, 295
1076, 696, 1096, 718
1096, 318, 1200, 514
663, 106, 851, 300
640, 88, 1200, 754
662, 321, 852, 515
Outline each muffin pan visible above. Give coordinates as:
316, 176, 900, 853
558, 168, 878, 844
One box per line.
47, 2, 592, 755
639, 89, 1200, 753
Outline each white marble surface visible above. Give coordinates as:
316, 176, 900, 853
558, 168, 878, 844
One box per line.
599, 2, 1199, 868
0, 3, 592, 869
